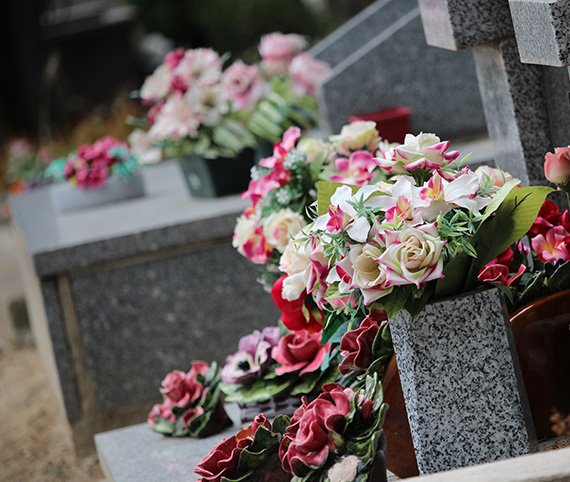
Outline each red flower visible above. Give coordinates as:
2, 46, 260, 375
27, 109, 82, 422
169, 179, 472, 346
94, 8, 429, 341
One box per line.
272, 331, 330, 376
279, 385, 353, 477
339, 309, 387, 375
195, 414, 270, 482
528, 200, 569, 238
478, 263, 526, 287
271, 275, 323, 333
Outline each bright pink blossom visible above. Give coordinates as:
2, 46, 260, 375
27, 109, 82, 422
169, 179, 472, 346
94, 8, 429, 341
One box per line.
544, 146, 570, 186
531, 225, 570, 263
223, 60, 264, 110
329, 150, 377, 186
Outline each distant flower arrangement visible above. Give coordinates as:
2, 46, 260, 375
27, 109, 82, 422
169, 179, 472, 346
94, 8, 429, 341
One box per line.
134, 32, 331, 161
45, 137, 139, 189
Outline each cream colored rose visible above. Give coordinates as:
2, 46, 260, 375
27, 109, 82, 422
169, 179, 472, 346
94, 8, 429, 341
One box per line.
379, 223, 445, 288
329, 121, 379, 156
263, 209, 306, 252
232, 214, 258, 253
297, 138, 333, 164
347, 241, 392, 304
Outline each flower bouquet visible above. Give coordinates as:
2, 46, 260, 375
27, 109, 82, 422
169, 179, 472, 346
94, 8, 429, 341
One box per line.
242, 32, 331, 145
195, 376, 388, 482
4, 138, 52, 194
219, 326, 338, 423
148, 361, 232, 438
45, 136, 144, 212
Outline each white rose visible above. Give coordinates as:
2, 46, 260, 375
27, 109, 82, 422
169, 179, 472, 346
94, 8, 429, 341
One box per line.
297, 138, 333, 164
263, 209, 306, 252
329, 121, 379, 156
140, 64, 172, 102
232, 214, 258, 253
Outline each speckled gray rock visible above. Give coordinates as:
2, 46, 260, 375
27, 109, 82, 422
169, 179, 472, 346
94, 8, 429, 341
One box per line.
389, 288, 536, 475
318, 5, 486, 138
417, 0, 514, 50
473, 39, 552, 185
510, 0, 570, 67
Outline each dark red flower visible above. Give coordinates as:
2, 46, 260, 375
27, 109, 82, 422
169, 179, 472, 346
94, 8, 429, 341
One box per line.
272, 331, 330, 376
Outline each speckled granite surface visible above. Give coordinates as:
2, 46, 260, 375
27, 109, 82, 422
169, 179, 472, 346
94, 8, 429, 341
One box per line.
389, 289, 536, 475
510, 0, 570, 67
418, 0, 514, 50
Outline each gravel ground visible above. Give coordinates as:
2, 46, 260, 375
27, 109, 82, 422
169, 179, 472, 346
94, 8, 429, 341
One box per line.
0, 345, 104, 482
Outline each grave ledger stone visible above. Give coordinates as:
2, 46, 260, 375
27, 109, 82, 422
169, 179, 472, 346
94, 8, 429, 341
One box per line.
9, 161, 279, 454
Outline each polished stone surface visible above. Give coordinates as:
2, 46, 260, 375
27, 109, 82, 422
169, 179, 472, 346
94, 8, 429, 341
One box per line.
389, 289, 536, 475
473, 39, 552, 186
9, 161, 250, 276
418, 0, 514, 50
318, 6, 486, 139
95, 404, 242, 482
510, 0, 570, 67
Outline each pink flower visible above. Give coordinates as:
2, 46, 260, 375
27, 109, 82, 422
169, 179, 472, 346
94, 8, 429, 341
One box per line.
279, 385, 353, 476
339, 309, 387, 375
164, 48, 185, 69
195, 414, 270, 482
223, 60, 265, 111
531, 225, 570, 263
241, 226, 273, 264
271, 331, 330, 376
544, 147, 570, 186
289, 53, 330, 96
329, 150, 378, 186
259, 32, 307, 76
147, 397, 176, 426
173, 48, 223, 89
528, 200, 570, 238
160, 361, 208, 408
260, 126, 301, 169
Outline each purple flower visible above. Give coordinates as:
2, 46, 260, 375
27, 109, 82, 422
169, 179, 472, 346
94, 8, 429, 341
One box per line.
222, 327, 280, 384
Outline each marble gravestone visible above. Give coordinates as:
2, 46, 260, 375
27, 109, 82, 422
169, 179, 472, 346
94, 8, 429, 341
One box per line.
309, 0, 487, 139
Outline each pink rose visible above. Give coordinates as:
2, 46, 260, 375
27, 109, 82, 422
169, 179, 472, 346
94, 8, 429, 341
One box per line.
259, 32, 307, 76
272, 330, 330, 376
279, 385, 353, 476
147, 397, 176, 426
223, 60, 264, 111
289, 53, 330, 96
160, 361, 208, 408
339, 309, 387, 375
195, 414, 270, 482
544, 147, 570, 186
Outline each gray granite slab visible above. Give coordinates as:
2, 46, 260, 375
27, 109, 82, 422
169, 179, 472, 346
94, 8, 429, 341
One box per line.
310, 0, 418, 68
389, 288, 536, 475
319, 7, 486, 138
95, 404, 242, 482
473, 39, 552, 186
510, 0, 570, 67
8, 161, 250, 277
418, 0, 514, 50
72, 244, 280, 411
544, 65, 570, 149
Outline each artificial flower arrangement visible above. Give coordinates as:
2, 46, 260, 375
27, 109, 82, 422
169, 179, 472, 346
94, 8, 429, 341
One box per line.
241, 32, 331, 144
137, 47, 256, 159
135, 32, 330, 161
3, 138, 52, 194
218, 325, 338, 421
147, 361, 232, 438
45, 136, 139, 189
195, 376, 388, 482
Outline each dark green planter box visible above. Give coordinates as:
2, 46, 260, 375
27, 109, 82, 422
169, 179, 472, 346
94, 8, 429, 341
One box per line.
177, 148, 254, 198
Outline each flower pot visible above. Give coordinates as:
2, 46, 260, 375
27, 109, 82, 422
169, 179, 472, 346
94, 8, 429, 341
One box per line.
238, 395, 305, 424
510, 289, 570, 439
49, 171, 145, 213
388, 288, 536, 475
349, 106, 412, 144
383, 289, 570, 478
177, 148, 254, 198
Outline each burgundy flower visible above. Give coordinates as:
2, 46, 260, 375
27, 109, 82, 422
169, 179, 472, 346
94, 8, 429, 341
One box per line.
339, 309, 387, 375
279, 385, 353, 477
272, 330, 330, 376
195, 414, 270, 482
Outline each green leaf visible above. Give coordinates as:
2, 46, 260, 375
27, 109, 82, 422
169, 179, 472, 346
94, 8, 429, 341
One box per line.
373, 287, 410, 319
434, 254, 472, 298
516, 271, 547, 308
476, 178, 521, 224
547, 260, 570, 291
321, 314, 351, 345
464, 186, 553, 291
290, 371, 321, 396
272, 415, 291, 435
220, 376, 295, 404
